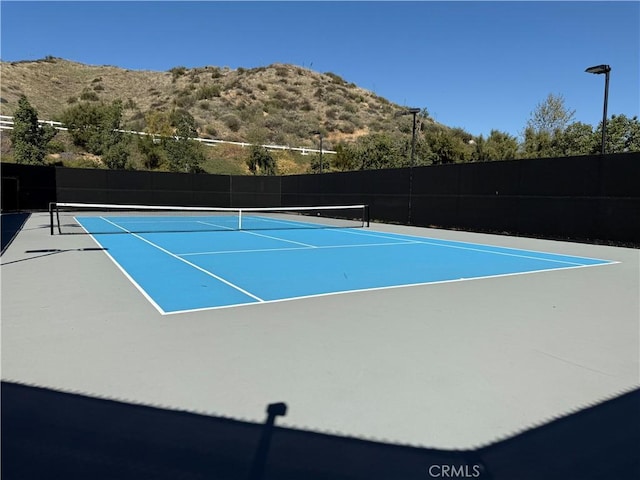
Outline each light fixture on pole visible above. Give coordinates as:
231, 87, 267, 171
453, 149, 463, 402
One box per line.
585, 64, 611, 155
396, 108, 421, 166
310, 130, 323, 173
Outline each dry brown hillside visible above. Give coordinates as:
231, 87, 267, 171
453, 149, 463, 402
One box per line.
0, 57, 433, 152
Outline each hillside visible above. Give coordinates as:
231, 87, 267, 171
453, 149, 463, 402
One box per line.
0, 57, 435, 155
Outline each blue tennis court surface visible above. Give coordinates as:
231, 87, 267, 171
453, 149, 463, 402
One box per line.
78, 215, 615, 314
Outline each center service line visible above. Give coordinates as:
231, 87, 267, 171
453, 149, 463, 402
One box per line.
99, 217, 265, 303
197, 220, 318, 248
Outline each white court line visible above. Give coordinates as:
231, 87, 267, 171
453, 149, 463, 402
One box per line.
179, 222, 610, 267
178, 240, 421, 256
195, 220, 235, 230
83, 216, 619, 315
163, 261, 618, 315
99, 217, 265, 303
197, 220, 318, 248
408, 240, 588, 266
342, 228, 618, 263
73, 217, 167, 315
242, 230, 318, 248
333, 228, 615, 267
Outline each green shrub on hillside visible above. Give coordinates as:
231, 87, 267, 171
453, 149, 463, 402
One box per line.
169, 66, 187, 81
196, 84, 221, 100
223, 114, 241, 132
80, 89, 99, 101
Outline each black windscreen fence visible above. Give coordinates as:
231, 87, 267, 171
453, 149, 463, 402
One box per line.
408, 153, 639, 242
282, 153, 638, 243
282, 168, 410, 224
230, 175, 281, 208
55, 168, 232, 207
55, 169, 284, 208
191, 174, 233, 208
0, 163, 56, 211
1, 152, 637, 243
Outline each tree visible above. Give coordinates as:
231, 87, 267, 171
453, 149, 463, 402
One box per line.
246, 145, 276, 175
162, 114, 206, 173
61, 100, 130, 168
10, 95, 57, 165
521, 93, 577, 158
599, 114, 640, 153
60, 102, 104, 153
309, 152, 323, 173
100, 101, 129, 169
554, 122, 596, 157
471, 135, 487, 162
136, 135, 166, 170
332, 133, 406, 171
411, 138, 433, 167
520, 126, 555, 159
425, 129, 469, 164
137, 111, 172, 170
356, 133, 403, 169
333, 143, 359, 171
526, 93, 575, 135
169, 109, 198, 138
484, 130, 519, 161
144, 111, 173, 137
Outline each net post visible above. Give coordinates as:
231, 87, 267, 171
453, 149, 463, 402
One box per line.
364, 204, 370, 227
55, 203, 62, 234
49, 202, 55, 235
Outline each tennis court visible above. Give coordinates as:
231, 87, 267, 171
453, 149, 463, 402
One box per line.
2, 207, 638, 471
51, 203, 614, 314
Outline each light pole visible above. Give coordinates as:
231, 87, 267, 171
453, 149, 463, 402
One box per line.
585, 64, 611, 155
396, 107, 421, 226
311, 130, 323, 173
397, 108, 421, 166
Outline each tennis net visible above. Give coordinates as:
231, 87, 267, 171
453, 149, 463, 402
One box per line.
49, 202, 369, 235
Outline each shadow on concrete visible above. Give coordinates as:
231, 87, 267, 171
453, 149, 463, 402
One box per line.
1, 381, 638, 480
0, 247, 108, 266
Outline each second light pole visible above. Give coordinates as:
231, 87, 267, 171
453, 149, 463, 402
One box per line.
585, 64, 611, 155
398, 108, 421, 166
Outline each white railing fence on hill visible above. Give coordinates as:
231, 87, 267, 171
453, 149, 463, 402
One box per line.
0, 115, 335, 155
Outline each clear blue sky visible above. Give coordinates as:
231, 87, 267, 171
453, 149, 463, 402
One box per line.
1, 1, 638, 138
